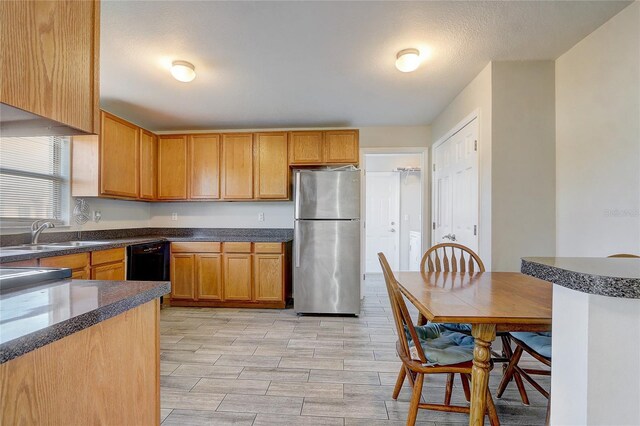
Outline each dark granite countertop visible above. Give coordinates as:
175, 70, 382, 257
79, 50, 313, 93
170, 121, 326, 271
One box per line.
522, 257, 640, 299
0, 279, 170, 363
0, 228, 293, 263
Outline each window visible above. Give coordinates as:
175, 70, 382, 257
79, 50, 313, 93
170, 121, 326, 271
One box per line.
0, 136, 68, 224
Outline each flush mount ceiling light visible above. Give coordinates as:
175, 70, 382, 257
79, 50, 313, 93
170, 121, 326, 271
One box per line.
170, 60, 196, 82
395, 48, 421, 73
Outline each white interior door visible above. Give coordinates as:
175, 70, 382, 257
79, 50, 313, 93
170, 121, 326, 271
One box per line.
365, 172, 400, 272
432, 118, 479, 253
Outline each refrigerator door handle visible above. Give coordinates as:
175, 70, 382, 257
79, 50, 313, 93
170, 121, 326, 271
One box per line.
294, 171, 301, 219
294, 225, 301, 268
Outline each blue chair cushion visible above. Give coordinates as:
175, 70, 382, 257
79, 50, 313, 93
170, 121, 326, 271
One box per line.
511, 332, 552, 359
405, 323, 475, 366
441, 322, 472, 333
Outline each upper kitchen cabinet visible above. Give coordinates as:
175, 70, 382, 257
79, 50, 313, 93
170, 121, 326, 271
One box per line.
0, 0, 100, 134
254, 132, 289, 199
100, 112, 140, 198
158, 135, 188, 200
222, 134, 254, 199
289, 130, 359, 165
189, 134, 220, 200
324, 130, 359, 164
289, 131, 324, 164
139, 129, 158, 200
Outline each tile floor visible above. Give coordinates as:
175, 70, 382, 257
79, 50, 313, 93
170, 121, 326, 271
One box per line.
160, 274, 550, 425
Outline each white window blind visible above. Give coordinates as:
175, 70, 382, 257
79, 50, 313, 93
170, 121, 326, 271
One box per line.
0, 136, 67, 222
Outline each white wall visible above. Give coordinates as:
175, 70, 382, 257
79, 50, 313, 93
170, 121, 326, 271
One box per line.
556, 1, 640, 256
67, 197, 151, 231
149, 201, 294, 228
491, 61, 556, 271
430, 63, 493, 268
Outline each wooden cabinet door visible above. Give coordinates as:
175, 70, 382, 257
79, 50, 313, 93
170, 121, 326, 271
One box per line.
253, 254, 284, 302
158, 136, 188, 200
72, 269, 90, 280
91, 262, 125, 281
223, 254, 252, 301
139, 129, 157, 200
324, 130, 359, 164
255, 133, 289, 199
222, 134, 254, 199
100, 112, 140, 198
189, 135, 220, 199
289, 132, 324, 164
0, 0, 100, 133
196, 254, 222, 300
170, 254, 195, 300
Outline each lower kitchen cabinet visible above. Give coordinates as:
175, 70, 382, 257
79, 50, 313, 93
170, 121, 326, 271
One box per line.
170, 254, 196, 300
196, 254, 223, 300
223, 253, 252, 301
39, 249, 126, 281
168, 241, 291, 308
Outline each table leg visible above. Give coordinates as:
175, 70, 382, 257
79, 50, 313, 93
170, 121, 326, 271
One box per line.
470, 324, 497, 426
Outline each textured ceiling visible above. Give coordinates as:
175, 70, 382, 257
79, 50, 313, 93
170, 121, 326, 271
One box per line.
100, 1, 631, 131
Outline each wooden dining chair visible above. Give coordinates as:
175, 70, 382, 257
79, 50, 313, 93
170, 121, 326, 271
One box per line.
378, 252, 499, 426
416, 243, 529, 406
608, 253, 640, 258
496, 332, 551, 424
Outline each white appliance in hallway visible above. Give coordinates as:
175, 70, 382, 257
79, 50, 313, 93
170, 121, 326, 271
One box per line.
432, 117, 479, 252
293, 168, 361, 315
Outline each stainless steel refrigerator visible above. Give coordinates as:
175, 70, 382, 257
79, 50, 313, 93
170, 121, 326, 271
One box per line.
293, 168, 361, 315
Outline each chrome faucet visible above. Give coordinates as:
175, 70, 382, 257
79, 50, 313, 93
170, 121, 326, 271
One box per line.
31, 220, 55, 244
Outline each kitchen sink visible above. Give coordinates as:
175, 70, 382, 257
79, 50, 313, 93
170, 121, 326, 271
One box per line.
0, 249, 35, 256
45, 241, 109, 247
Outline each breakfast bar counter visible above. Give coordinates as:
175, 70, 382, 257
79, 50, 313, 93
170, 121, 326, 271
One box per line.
0, 278, 170, 424
521, 256, 640, 425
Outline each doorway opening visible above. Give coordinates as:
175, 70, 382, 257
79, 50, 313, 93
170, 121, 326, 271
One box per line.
363, 152, 425, 282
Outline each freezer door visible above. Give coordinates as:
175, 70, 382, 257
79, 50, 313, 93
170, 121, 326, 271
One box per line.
294, 170, 360, 219
294, 219, 361, 315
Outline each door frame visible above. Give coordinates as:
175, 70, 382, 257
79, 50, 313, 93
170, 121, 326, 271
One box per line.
430, 110, 480, 247
365, 171, 401, 272
360, 147, 428, 296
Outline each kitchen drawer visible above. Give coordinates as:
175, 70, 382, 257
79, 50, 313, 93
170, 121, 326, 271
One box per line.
91, 248, 125, 266
223, 242, 252, 253
40, 253, 90, 270
171, 242, 221, 253
254, 243, 283, 254
2, 259, 38, 267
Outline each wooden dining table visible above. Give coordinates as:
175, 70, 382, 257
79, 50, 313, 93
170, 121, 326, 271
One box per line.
394, 271, 553, 426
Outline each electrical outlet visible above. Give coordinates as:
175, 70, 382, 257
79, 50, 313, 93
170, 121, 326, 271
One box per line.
93, 210, 102, 223
171, 212, 178, 221
404, 214, 409, 221
258, 212, 265, 222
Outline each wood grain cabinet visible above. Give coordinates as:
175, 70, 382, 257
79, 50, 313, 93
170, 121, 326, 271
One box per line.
189, 135, 221, 200
289, 131, 324, 164
158, 135, 188, 200
139, 129, 157, 200
39, 253, 90, 279
100, 112, 140, 198
90, 248, 125, 280
289, 130, 359, 165
324, 130, 359, 164
169, 241, 290, 308
254, 132, 289, 199
170, 242, 222, 302
222, 134, 254, 199
0, 0, 100, 134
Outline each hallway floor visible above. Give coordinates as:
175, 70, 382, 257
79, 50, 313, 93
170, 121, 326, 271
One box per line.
160, 274, 549, 425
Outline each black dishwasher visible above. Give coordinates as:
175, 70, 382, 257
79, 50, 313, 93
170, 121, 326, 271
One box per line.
127, 242, 170, 281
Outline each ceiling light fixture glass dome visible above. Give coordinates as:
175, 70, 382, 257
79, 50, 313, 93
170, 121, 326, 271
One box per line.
395, 49, 421, 73
170, 60, 196, 82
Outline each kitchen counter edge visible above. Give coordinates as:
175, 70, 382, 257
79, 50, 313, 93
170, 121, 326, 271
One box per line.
0, 280, 170, 364
521, 257, 640, 299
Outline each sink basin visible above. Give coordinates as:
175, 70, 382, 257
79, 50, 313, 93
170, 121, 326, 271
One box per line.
46, 241, 109, 247
0, 249, 34, 256
14, 245, 55, 251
